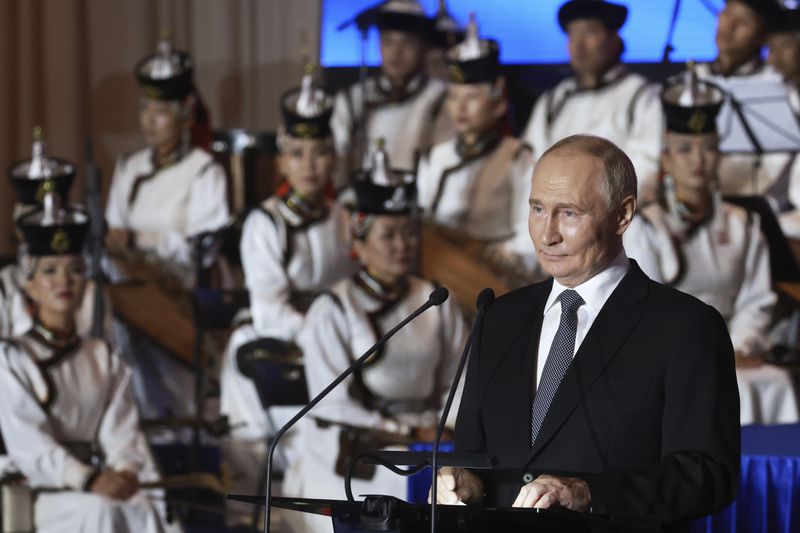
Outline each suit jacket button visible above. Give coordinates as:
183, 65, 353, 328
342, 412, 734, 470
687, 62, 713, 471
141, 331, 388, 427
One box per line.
522, 472, 534, 483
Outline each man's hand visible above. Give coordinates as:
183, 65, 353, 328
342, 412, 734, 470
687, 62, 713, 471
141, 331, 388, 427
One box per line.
90, 470, 139, 501
428, 467, 484, 505
105, 228, 132, 252
512, 474, 590, 511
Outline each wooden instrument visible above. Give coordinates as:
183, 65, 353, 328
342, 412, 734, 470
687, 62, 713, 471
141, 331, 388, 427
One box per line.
419, 223, 534, 313
778, 281, 800, 306
140, 472, 229, 494
108, 251, 197, 367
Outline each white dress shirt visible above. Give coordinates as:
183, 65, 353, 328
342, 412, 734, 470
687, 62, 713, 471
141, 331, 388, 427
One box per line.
535, 251, 630, 388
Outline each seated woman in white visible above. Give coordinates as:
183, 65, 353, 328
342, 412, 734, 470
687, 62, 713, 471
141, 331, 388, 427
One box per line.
624, 66, 798, 425
284, 158, 467, 532
416, 15, 534, 272
103, 38, 230, 419
104, 37, 229, 269
218, 72, 356, 526
3, 129, 109, 340
0, 201, 171, 533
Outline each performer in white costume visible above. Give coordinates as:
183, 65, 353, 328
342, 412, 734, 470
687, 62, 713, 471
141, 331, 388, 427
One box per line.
219, 72, 356, 527
521, 0, 662, 202
2, 130, 108, 340
417, 15, 534, 266
105, 37, 229, 268
103, 38, 230, 419
765, 9, 800, 239
285, 163, 467, 533
0, 201, 172, 533
695, 0, 798, 199
331, 0, 452, 189
623, 67, 798, 426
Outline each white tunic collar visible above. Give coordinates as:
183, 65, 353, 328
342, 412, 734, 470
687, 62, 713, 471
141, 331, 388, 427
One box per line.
567, 63, 628, 93
375, 73, 428, 103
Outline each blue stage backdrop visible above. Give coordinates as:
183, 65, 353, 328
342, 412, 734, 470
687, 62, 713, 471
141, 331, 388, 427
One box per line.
322, 0, 722, 66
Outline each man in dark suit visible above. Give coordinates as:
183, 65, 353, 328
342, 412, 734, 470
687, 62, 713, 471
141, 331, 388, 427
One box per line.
434, 134, 740, 531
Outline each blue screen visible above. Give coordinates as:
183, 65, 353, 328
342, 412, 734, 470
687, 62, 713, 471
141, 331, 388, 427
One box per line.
321, 0, 723, 66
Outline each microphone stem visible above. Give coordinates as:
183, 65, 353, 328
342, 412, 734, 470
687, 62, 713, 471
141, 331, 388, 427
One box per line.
430, 308, 485, 533
263, 298, 437, 533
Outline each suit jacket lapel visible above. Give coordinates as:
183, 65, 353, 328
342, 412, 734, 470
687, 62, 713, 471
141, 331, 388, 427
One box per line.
525, 261, 649, 465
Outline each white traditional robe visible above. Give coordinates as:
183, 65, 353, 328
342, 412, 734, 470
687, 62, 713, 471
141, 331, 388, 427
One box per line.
417, 133, 533, 258
284, 273, 467, 532
0, 330, 171, 533
219, 195, 355, 523
105, 147, 230, 266
331, 73, 452, 189
522, 64, 662, 202
624, 201, 798, 425
104, 146, 229, 418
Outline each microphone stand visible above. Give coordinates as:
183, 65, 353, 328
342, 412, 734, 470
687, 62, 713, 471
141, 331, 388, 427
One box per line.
84, 138, 105, 340
338, 1, 385, 176
262, 287, 450, 533
430, 288, 494, 533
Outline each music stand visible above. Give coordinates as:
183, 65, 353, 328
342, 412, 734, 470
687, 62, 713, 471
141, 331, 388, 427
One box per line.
716, 78, 800, 155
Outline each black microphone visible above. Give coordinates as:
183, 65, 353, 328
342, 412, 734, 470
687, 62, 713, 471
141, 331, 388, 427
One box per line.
261, 287, 450, 533
430, 288, 494, 533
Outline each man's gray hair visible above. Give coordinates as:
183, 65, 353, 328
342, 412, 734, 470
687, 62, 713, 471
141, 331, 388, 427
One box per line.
540, 134, 637, 209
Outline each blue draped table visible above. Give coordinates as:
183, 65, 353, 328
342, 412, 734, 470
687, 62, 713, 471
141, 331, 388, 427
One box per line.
691, 423, 800, 533
408, 425, 800, 532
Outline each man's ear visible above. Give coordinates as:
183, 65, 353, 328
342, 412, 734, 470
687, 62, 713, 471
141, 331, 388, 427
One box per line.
24, 278, 40, 307
616, 194, 637, 235
182, 93, 197, 128
352, 237, 366, 262
492, 77, 508, 121
660, 148, 672, 177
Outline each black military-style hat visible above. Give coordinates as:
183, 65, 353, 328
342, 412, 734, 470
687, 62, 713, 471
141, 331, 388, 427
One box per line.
662, 64, 726, 135
375, 0, 435, 41
728, 0, 783, 24
351, 139, 415, 216
557, 0, 628, 32
17, 199, 89, 257
766, 6, 800, 33
431, 0, 465, 49
280, 70, 334, 140
8, 128, 75, 209
351, 180, 416, 215
446, 15, 500, 84
135, 37, 195, 101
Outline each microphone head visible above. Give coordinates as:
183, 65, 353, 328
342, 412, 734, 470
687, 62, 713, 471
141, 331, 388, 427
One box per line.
476, 288, 495, 311
429, 286, 450, 306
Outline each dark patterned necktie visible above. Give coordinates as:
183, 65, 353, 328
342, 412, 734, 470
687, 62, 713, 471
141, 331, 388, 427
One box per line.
531, 289, 584, 446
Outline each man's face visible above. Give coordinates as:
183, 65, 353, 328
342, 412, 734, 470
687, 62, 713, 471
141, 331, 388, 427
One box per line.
767, 32, 800, 82
380, 30, 426, 87
528, 150, 632, 288
445, 82, 506, 136
716, 1, 765, 61
567, 19, 619, 78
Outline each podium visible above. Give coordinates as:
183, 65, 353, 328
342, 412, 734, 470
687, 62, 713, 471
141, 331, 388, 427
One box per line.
228, 494, 662, 533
